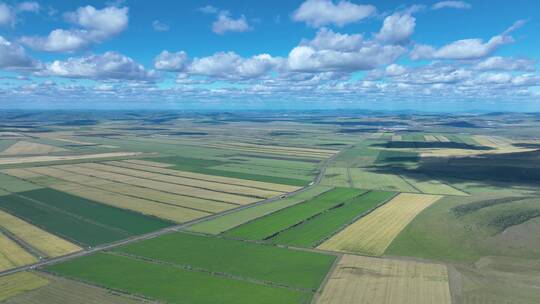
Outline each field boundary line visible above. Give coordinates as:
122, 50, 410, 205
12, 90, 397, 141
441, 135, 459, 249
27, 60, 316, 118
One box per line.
397, 173, 423, 193
310, 253, 342, 304
107, 251, 316, 293
0, 225, 47, 260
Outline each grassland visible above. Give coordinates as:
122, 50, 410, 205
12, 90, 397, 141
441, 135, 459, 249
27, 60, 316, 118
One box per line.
269, 190, 395, 247
0, 233, 37, 271
319, 193, 442, 256
46, 253, 316, 304
3, 273, 148, 304
113, 232, 335, 290
0, 272, 49, 301
0, 210, 81, 258
188, 186, 332, 234
318, 255, 451, 304
224, 188, 363, 240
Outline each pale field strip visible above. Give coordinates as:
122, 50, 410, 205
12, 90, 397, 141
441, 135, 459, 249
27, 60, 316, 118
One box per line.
435, 135, 450, 142
64, 163, 258, 205
0, 272, 50, 302
319, 193, 442, 256
391, 135, 402, 141
122, 159, 174, 168
14, 167, 215, 219
15, 166, 239, 214
0, 168, 42, 179
0, 152, 141, 165
50, 183, 208, 223
0, 232, 37, 272
0, 141, 67, 156
420, 135, 537, 157
202, 143, 334, 159
3, 273, 149, 304
222, 142, 339, 155
108, 160, 299, 192
45, 137, 96, 146
317, 255, 451, 304
71, 162, 281, 199
424, 135, 439, 142
0, 210, 81, 258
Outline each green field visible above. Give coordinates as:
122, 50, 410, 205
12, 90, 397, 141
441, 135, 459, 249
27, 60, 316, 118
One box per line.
113, 232, 335, 290
224, 187, 364, 240
0, 173, 42, 193
0, 189, 171, 246
269, 190, 395, 247
188, 186, 332, 234
45, 253, 312, 304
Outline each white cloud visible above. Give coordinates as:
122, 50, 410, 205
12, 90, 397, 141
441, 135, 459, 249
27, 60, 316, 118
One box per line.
0, 36, 36, 69
40, 51, 154, 81
0, 3, 14, 26
154, 50, 189, 71
475, 56, 535, 71
152, 20, 169, 32
20, 5, 128, 52
189, 52, 280, 80
292, 0, 375, 27
288, 28, 404, 73
410, 21, 525, 60
198, 5, 219, 14
375, 12, 415, 44
212, 11, 250, 34
432, 1, 471, 10
17, 2, 40, 13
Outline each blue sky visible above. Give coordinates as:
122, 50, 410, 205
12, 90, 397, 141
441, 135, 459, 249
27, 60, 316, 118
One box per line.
0, 0, 539, 111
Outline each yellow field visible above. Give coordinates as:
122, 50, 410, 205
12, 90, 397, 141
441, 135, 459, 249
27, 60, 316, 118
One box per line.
0, 233, 37, 271
318, 193, 441, 256
0, 210, 81, 258
318, 255, 451, 304
0, 272, 49, 301
0, 152, 140, 165
108, 160, 299, 192
50, 183, 209, 223
436, 135, 450, 142
424, 135, 438, 142
0, 141, 67, 156
391, 135, 402, 141
70, 163, 281, 198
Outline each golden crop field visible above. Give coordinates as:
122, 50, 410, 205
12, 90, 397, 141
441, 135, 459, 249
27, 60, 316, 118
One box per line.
0, 272, 49, 302
424, 135, 439, 142
0, 141, 67, 156
391, 135, 402, 141
50, 183, 209, 223
0, 233, 37, 271
0, 210, 81, 258
55, 164, 258, 205
318, 193, 441, 256
317, 255, 451, 304
435, 135, 450, 142
107, 160, 300, 192
224, 142, 338, 155
0, 152, 141, 165
70, 163, 281, 199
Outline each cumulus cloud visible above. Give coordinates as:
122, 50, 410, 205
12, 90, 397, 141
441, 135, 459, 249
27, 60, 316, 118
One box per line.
288, 28, 404, 72
0, 3, 14, 26
411, 21, 524, 60
432, 1, 471, 10
189, 52, 280, 80
0, 36, 37, 69
154, 50, 189, 71
375, 12, 415, 44
20, 5, 128, 52
212, 11, 250, 34
152, 20, 169, 32
40, 52, 154, 81
474, 56, 535, 71
292, 0, 376, 27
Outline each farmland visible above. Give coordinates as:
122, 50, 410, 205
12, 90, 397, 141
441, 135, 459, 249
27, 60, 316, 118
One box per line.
317, 255, 451, 304
318, 193, 442, 256
1, 110, 540, 303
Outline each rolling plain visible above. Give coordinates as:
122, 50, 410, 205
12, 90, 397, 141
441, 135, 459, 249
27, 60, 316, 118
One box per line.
0, 111, 539, 303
